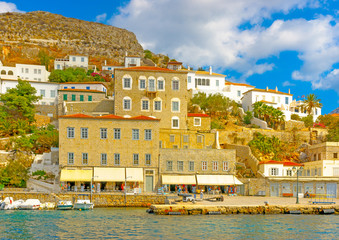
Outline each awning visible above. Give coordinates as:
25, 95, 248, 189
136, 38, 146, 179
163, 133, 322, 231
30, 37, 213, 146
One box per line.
94, 167, 125, 182
60, 169, 93, 182
126, 168, 143, 182
162, 175, 196, 185
196, 175, 243, 185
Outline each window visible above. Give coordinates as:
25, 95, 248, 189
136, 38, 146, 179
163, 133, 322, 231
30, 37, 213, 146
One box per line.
272, 96, 275, 103
145, 154, 151, 165
101, 153, 107, 165
318, 153, 321, 160
216, 80, 219, 87
189, 161, 194, 171
148, 79, 155, 91
202, 161, 207, 171
67, 127, 75, 138
285, 97, 289, 104
57, 64, 60, 69
81, 128, 88, 139
132, 129, 139, 140
114, 153, 120, 165
237, 90, 241, 97
40, 90, 45, 97
142, 100, 149, 110
68, 152, 74, 165
50, 90, 56, 98
72, 57, 76, 62
88, 95, 92, 101
38, 69, 41, 74
159, 141, 162, 149
123, 78, 131, 89
173, 145, 178, 149
86, 86, 90, 90
80, 95, 84, 101
133, 154, 139, 165
170, 135, 175, 142
177, 161, 184, 171
223, 161, 229, 171
183, 135, 189, 143
158, 80, 164, 90
114, 128, 121, 140
188, 76, 191, 83
100, 128, 107, 139
63, 94, 68, 101
139, 79, 146, 89
166, 161, 173, 171
194, 118, 201, 126
25, 68, 28, 73
154, 100, 161, 111
334, 153, 338, 159
72, 94, 76, 101
82, 153, 88, 165
145, 129, 152, 140
123, 98, 131, 110
172, 101, 179, 112
286, 169, 292, 176
81, 57, 85, 62
270, 168, 279, 176
172, 80, 179, 90
172, 117, 179, 129
213, 161, 218, 171
197, 135, 203, 143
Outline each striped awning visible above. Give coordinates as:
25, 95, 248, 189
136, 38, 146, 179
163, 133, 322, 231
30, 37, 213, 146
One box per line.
196, 175, 243, 185
60, 169, 93, 182
94, 167, 125, 182
162, 175, 196, 185
126, 168, 143, 182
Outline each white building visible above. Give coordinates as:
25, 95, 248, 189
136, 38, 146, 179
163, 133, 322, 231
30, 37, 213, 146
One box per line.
0, 60, 50, 82
0, 79, 59, 105
54, 55, 89, 70
223, 82, 254, 103
258, 160, 304, 177
59, 82, 107, 93
124, 56, 141, 68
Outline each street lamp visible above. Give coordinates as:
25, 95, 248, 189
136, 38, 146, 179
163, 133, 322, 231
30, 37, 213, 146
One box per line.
292, 166, 303, 204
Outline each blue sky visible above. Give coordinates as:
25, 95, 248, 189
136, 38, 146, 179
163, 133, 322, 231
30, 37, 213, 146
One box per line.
1, 0, 339, 114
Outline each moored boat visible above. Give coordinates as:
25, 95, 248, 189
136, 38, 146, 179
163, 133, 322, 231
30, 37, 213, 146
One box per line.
17, 199, 41, 210
73, 199, 93, 210
56, 200, 73, 210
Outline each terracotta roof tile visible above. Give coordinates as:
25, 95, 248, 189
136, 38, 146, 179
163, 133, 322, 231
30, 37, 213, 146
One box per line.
187, 113, 210, 117
259, 160, 303, 166
59, 114, 93, 119
244, 88, 292, 96
59, 114, 159, 121
225, 82, 254, 87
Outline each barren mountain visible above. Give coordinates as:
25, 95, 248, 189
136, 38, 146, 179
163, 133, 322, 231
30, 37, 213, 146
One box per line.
0, 11, 145, 68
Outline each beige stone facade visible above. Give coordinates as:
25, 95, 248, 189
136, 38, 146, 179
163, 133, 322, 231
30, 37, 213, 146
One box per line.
59, 114, 160, 192
114, 66, 188, 129
187, 113, 211, 131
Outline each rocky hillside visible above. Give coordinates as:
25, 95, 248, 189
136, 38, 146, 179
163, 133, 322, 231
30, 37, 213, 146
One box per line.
0, 11, 145, 68
330, 107, 339, 114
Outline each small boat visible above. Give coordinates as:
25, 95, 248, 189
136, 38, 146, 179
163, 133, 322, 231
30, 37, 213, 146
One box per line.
40, 202, 56, 210
0, 197, 24, 210
56, 200, 73, 210
17, 199, 41, 210
73, 199, 93, 210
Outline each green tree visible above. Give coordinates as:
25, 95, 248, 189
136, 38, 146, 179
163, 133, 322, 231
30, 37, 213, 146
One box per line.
144, 50, 152, 59
301, 115, 314, 128
302, 94, 322, 115
244, 111, 253, 125
291, 114, 301, 121
38, 50, 52, 71
49, 68, 98, 83
0, 80, 41, 126
327, 121, 339, 142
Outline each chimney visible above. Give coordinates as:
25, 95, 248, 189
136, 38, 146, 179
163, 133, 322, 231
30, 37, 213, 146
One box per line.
209, 66, 212, 75
275, 86, 278, 92
104, 60, 107, 66
288, 89, 290, 94
188, 66, 190, 71
125, 51, 128, 56
266, 86, 269, 91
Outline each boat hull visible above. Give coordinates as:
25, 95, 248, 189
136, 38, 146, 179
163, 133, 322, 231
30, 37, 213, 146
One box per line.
73, 203, 93, 210
56, 205, 73, 210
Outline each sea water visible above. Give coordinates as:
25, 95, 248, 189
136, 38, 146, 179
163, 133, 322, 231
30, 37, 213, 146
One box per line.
0, 208, 338, 239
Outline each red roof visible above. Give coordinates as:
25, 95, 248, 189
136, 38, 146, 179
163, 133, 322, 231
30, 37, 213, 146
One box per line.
188, 113, 210, 117
60, 114, 159, 121
118, 66, 177, 72
331, 113, 339, 117
167, 61, 182, 65
225, 82, 254, 87
259, 160, 303, 167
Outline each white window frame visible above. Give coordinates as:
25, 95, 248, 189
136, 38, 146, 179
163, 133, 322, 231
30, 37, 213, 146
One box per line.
100, 153, 107, 165
133, 154, 139, 165
172, 79, 179, 90
82, 153, 88, 165
145, 154, 151, 165
100, 128, 107, 139
223, 161, 229, 171
183, 135, 189, 143
148, 78, 156, 91
139, 79, 146, 90
50, 90, 56, 98
177, 161, 184, 171
270, 168, 279, 176
114, 128, 121, 140
40, 89, 45, 97
132, 129, 139, 140
81, 128, 88, 139
123, 77, 132, 90
68, 152, 74, 165
141, 99, 150, 111
154, 100, 162, 112
157, 79, 165, 91
202, 161, 207, 171
67, 127, 75, 139
172, 117, 179, 129
213, 161, 218, 171
189, 161, 194, 171
194, 117, 201, 126
114, 153, 120, 165
123, 97, 132, 111
145, 129, 152, 140
166, 161, 173, 171
171, 100, 180, 113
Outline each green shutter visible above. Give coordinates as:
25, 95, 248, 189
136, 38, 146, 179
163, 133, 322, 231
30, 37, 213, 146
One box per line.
63, 94, 68, 101
72, 94, 76, 101
88, 95, 92, 101
80, 95, 84, 101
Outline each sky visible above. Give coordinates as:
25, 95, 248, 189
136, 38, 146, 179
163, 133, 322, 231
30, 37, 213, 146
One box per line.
1, 0, 339, 114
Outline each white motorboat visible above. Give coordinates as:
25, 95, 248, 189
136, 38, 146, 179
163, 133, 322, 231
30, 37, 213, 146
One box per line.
40, 202, 56, 210
73, 199, 94, 210
56, 200, 73, 210
17, 199, 41, 210
0, 197, 24, 210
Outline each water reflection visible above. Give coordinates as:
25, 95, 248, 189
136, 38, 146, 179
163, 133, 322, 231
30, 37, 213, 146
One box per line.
0, 208, 338, 239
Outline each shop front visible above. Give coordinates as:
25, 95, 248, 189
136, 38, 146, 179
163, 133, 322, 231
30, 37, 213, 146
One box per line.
60, 168, 93, 191
161, 175, 196, 193
196, 175, 243, 195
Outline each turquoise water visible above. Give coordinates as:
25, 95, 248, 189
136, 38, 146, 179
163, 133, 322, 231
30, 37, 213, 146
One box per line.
0, 208, 338, 239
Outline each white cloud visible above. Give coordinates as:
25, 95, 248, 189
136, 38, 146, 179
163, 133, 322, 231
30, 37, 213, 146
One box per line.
95, 13, 107, 23
109, 0, 339, 93
283, 81, 296, 86
0, 1, 23, 13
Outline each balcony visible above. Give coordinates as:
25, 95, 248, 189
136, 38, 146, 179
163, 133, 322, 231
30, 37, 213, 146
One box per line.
146, 87, 157, 98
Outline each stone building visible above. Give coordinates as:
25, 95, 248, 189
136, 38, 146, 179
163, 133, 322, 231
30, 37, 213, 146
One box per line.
59, 113, 160, 193
114, 66, 188, 129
